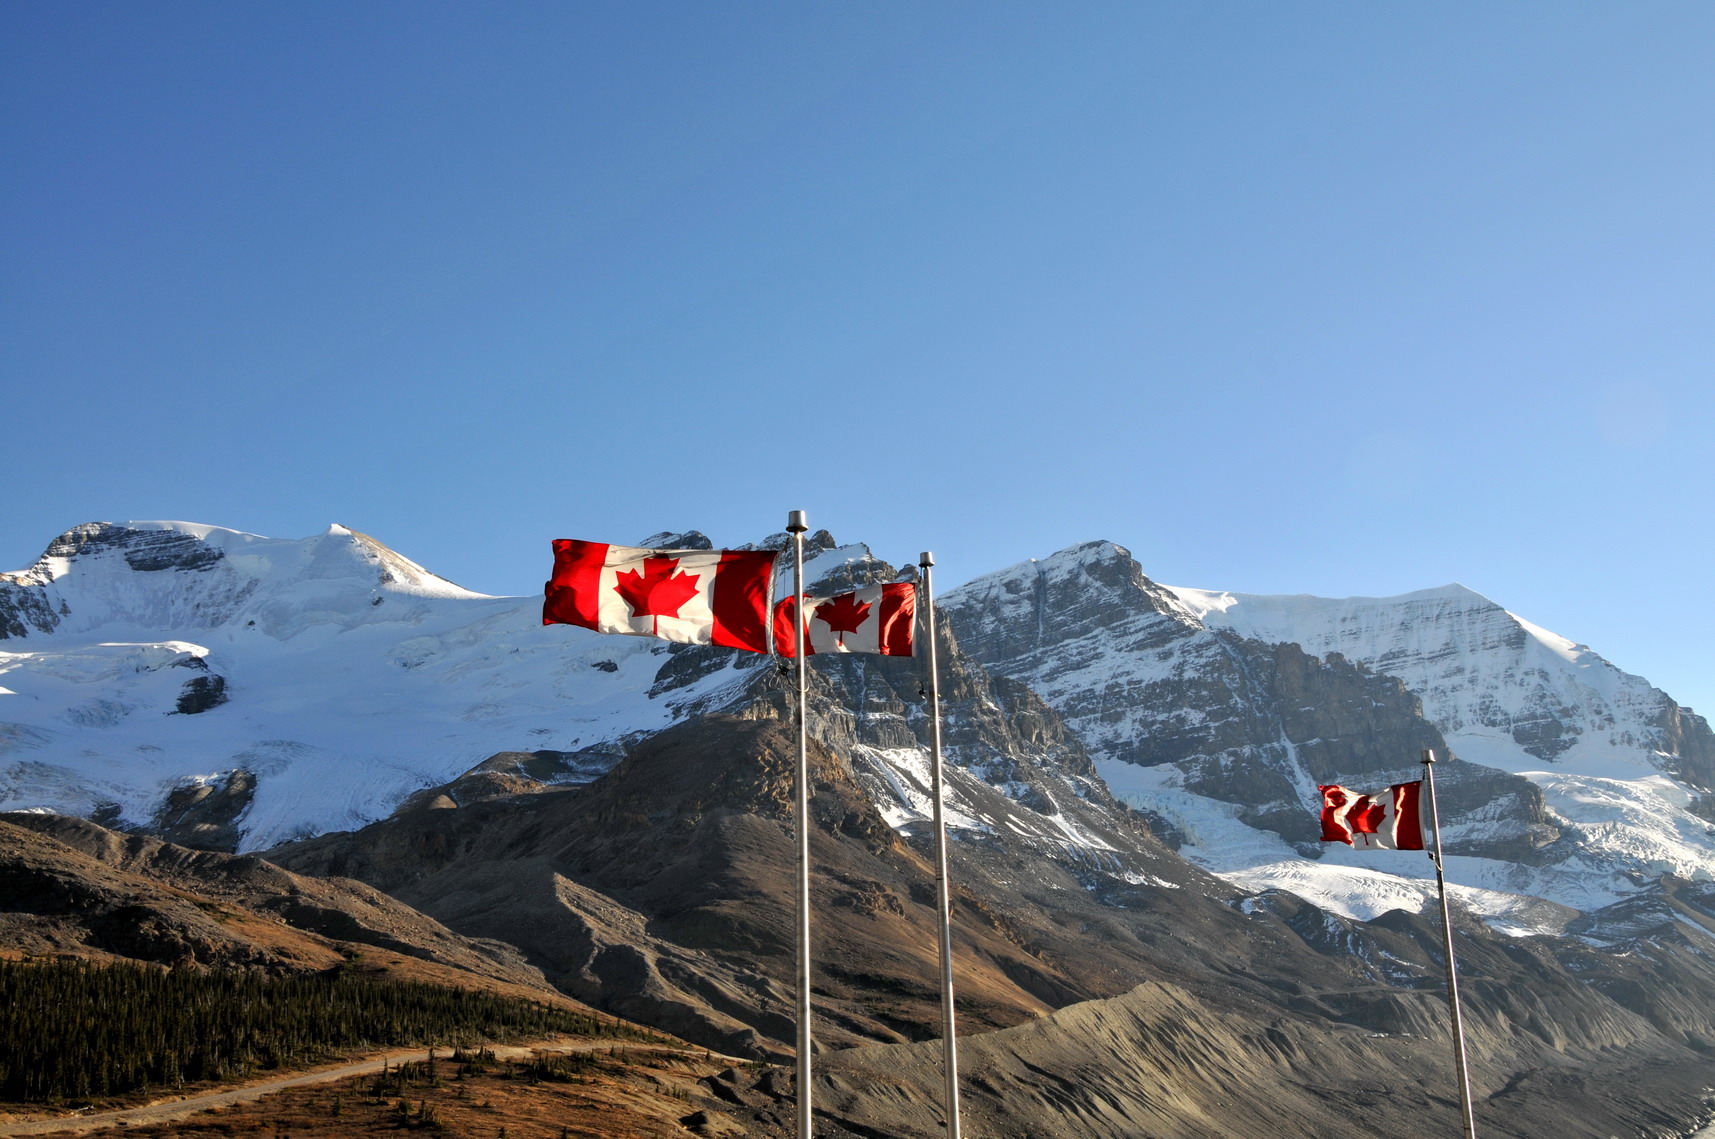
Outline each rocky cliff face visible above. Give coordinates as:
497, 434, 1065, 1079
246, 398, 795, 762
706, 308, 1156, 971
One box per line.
263, 536, 1205, 1058
940, 541, 1449, 782
269, 714, 1186, 1055
942, 541, 1710, 916
1175, 581, 1715, 790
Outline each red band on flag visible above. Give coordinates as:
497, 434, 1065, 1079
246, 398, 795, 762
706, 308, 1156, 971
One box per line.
543, 539, 608, 631
1320, 785, 1357, 843
878, 584, 914, 656
773, 596, 805, 659
710, 549, 777, 652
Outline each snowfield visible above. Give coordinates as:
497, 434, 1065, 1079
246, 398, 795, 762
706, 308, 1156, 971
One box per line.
0, 522, 758, 848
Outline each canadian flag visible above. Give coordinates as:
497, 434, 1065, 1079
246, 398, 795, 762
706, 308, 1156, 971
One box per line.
773, 582, 916, 658
1319, 781, 1426, 850
543, 539, 777, 654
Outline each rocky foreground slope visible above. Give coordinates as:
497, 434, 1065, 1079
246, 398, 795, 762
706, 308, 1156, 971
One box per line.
264, 708, 1715, 1137
0, 811, 555, 997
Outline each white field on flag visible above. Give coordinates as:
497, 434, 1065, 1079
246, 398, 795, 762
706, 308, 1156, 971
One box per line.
802, 583, 911, 655
544, 540, 776, 652
595, 548, 737, 643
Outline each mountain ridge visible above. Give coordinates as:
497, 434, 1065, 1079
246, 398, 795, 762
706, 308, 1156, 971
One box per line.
941, 538, 1715, 927
7, 519, 1715, 1135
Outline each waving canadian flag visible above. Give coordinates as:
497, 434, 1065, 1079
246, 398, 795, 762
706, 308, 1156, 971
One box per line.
1319, 781, 1426, 850
773, 582, 916, 658
543, 539, 777, 653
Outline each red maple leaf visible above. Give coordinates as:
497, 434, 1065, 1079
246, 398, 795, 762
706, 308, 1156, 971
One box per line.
614, 556, 702, 636
813, 592, 872, 648
1349, 797, 1389, 835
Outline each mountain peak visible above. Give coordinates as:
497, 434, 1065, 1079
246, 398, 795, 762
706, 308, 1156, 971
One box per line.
0, 521, 490, 648
636, 530, 714, 550
950, 538, 1199, 637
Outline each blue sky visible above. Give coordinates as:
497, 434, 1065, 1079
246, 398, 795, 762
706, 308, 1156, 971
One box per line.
4, 2, 1712, 715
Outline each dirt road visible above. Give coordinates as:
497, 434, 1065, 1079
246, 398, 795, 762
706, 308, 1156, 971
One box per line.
0, 1039, 685, 1137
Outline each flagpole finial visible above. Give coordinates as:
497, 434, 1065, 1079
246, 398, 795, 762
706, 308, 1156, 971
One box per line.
786, 510, 808, 534
1422, 749, 1438, 766
919, 551, 935, 568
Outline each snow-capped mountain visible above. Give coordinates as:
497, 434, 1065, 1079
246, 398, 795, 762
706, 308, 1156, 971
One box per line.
8, 520, 1714, 932
941, 540, 1715, 930
0, 522, 768, 848
0, 521, 1122, 873
1171, 582, 1713, 791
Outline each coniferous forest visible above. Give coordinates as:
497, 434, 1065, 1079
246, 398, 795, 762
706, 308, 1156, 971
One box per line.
0, 958, 617, 1103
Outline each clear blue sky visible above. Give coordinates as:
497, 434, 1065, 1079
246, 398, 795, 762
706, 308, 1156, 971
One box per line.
5, 3, 1712, 716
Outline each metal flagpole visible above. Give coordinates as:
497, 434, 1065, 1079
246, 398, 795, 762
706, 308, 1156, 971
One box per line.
787, 510, 813, 1139
918, 552, 963, 1139
1421, 749, 1477, 1139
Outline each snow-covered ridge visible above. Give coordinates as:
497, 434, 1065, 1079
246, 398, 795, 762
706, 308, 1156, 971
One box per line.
5, 520, 487, 632
1167, 580, 1709, 785
0, 522, 763, 849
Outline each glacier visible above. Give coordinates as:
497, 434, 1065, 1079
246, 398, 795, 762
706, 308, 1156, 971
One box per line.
0, 521, 760, 848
